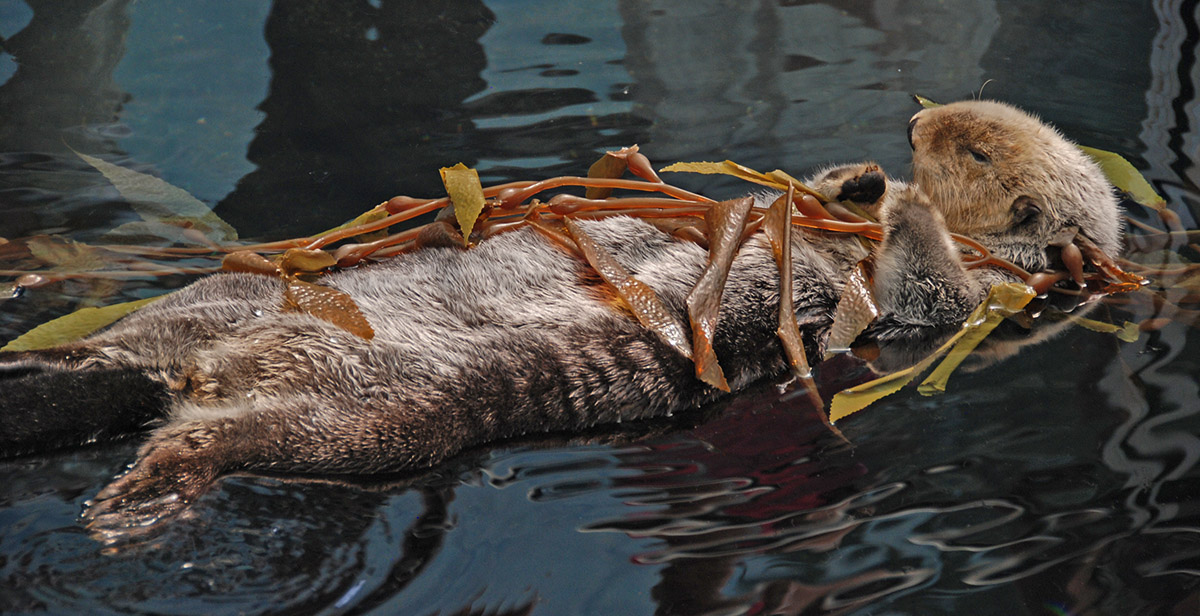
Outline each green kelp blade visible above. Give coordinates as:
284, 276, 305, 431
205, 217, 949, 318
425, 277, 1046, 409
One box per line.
829, 283, 1033, 421
917, 283, 1035, 395
1077, 146, 1167, 212
440, 163, 486, 247
1, 296, 164, 352
74, 151, 238, 243
914, 95, 942, 109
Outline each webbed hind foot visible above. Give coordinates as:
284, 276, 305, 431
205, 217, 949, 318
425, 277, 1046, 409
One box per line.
82, 423, 227, 544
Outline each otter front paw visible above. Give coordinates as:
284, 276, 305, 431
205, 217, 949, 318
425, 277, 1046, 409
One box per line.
809, 162, 888, 208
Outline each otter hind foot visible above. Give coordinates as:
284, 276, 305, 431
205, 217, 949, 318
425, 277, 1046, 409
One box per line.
82, 422, 226, 543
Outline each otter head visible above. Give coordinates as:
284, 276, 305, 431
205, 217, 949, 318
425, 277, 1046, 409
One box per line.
907, 100, 1122, 272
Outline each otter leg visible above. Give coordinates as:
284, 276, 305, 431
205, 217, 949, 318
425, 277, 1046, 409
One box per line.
871, 184, 985, 332
0, 348, 169, 457
81, 393, 470, 537
0, 274, 289, 459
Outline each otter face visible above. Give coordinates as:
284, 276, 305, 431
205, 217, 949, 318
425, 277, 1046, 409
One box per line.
907, 100, 1122, 272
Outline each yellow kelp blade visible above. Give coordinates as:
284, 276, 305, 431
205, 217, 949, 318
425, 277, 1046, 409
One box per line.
440, 163, 486, 247
660, 161, 824, 199
917, 283, 1036, 395
1, 296, 164, 352
1077, 145, 1169, 214
316, 208, 393, 243
1062, 315, 1140, 343
829, 283, 1034, 421
661, 160, 785, 189
828, 344, 946, 423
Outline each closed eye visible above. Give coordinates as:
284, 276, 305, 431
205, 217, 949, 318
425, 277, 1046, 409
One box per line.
966, 147, 991, 164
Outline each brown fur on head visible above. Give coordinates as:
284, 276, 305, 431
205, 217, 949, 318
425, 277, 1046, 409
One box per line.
908, 100, 1123, 271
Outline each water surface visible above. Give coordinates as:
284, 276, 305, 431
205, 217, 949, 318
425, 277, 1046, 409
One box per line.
1, 1, 1198, 614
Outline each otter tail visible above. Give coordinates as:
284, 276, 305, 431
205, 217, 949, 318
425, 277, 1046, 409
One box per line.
0, 353, 169, 457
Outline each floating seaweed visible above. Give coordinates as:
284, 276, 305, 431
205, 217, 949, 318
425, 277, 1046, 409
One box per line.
0, 144, 1183, 424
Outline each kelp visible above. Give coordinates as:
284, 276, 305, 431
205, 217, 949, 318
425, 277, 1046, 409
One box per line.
440, 163, 487, 247
914, 94, 942, 109
219, 247, 375, 340
1077, 146, 1175, 225
75, 150, 238, 243
282, 279, 375, 341
829, 283, 1036, 421
916, 284, 1037, 396
661, 160, 826, 201
762, 185, 824, 410
685, 196, 755, 392
562, 217, 692, 360
0, 143, 1179, 426
585, 145, 662, 198
1058, 315, 1139, 342
825, 259, 878, 357
1, 296, 163, 352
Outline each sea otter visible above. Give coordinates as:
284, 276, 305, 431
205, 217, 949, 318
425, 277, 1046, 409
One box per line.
0, 101, 1123, 533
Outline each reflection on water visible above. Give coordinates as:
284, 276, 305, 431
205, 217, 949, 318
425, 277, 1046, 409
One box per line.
2, 0, 1200, 614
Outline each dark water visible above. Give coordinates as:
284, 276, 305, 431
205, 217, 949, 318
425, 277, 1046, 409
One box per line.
1, 0, 1199, 614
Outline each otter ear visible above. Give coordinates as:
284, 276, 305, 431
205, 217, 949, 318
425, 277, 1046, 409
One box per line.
1011, 196, 1041, 227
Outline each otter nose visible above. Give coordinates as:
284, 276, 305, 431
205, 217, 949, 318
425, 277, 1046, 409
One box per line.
907, 116, 919, 150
